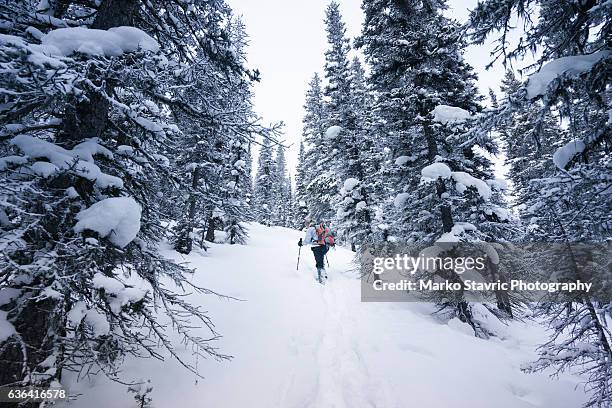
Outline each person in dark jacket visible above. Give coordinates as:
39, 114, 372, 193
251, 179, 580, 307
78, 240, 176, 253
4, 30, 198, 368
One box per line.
298, 218, 330, 284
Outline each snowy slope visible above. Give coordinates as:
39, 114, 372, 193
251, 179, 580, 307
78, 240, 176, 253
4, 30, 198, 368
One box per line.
59, 223, 586, 408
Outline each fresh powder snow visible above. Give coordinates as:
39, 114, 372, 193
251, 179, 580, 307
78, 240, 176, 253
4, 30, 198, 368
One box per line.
421, 162, 452, 182
325, 125, 343, 139
393, 192, 411, 208
29, 161, 59, 178
67, 301, 111, 337
451, 171, 492, 201
57, 223, 588, 408
437, 222, 477, 243
0, 155, 28, 171
92, 272, 149, 313
41, 26, 160, 57
395, 155, 416, 165
11, 135, 122, 188
552, 139, 586, 170
73, 197, 142, 248
0, 311, 16, 342
525, 51, 611, 99
431, 104, 472, 125
342, 177, 360, 192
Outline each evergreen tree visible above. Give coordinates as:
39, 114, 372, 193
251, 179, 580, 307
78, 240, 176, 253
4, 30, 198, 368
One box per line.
221, 18, 258, 244
358, 0, 517, 332
322, 3, 374, 249
253, 139, 276, 226
468, 1, 611, 404
301, 73, 333, 221
497, 70, 562, 218
0, 0, 256, 392
334, 58, 376, 251
322, 1, 352, 128
272, 146, 292, 227
223, 138, 252, 245
293, 141, 310, 228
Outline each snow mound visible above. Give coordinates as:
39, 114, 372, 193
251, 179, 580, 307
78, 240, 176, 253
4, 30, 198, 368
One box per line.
92, 272, 148, 313
325, 125, 342, 139
342, 178, 360, 192
67, 301, 110, 337
0, 310, 16, 342
552, 139, 585, 170
526, 51, 611, 99
74, 197, 142, 248
395, 155, 416, 165
485, 205, 512, 222
42, 26, 160, 57
0, 155, 28, 170
30, 161, 59, 178
432, 105, 471, 125
11, 135, 122, 188
66, 187, 79, 198
437, 222, 477, 243
451, 172, 492, 201
421, 162, 451, 182
394, 192, 411, 208
132, 115, 164, 133
421, 164, 492, 200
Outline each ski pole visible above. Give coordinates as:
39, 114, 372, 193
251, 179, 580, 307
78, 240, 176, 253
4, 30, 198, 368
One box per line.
296, 246, 302, 270
325, 254, 329, 268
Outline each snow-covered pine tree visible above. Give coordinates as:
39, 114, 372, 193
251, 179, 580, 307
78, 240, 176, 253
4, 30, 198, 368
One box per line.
172, 16, 274, 249
223, 137, 251, 245
355, 0, 425, 243
243, 141, 255, 211
253, 138, 276, 226
334, 57, 375, 251
0, 0, 250, 393
468, 1, 611, 405
301, 73, 333, 221
292, 141, 310, 228
322, 1, 352, 127
358, 0, 518, 331
171, 55, 228, 253
497, 70, 562, 219
271, 145, 292, 227
320, 2, 374, 249
220, 18, 259, 245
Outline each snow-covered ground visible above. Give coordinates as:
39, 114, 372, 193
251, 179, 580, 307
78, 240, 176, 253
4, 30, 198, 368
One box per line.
59, 223, 586, 408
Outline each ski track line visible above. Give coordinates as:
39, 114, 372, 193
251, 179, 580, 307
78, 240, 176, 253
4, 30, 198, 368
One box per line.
309, 267, 375, 408
333, 281, 399, 408
277, 237, 395, 408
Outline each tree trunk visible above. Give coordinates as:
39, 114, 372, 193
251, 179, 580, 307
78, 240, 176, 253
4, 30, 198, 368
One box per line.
91, 0, 139, 29
58, 0, 140, 146
488, 259, 513, 317
423, 122, 438, 161
205, 215, 216, 243
436, 179, 454, 233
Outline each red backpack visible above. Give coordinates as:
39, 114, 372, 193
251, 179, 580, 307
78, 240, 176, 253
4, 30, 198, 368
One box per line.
315, 223, 335, 246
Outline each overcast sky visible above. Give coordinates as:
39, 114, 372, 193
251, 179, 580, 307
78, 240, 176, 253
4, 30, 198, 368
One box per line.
224, 0, 526, 176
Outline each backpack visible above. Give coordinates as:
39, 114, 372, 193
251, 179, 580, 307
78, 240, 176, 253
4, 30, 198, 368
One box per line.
315, 223, 335, 246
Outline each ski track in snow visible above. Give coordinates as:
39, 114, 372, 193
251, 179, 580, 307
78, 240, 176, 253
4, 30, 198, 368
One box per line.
59, 223, 587, 408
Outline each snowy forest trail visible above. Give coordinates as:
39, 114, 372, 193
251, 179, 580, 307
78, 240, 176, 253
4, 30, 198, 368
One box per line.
60, 223, 586, 408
